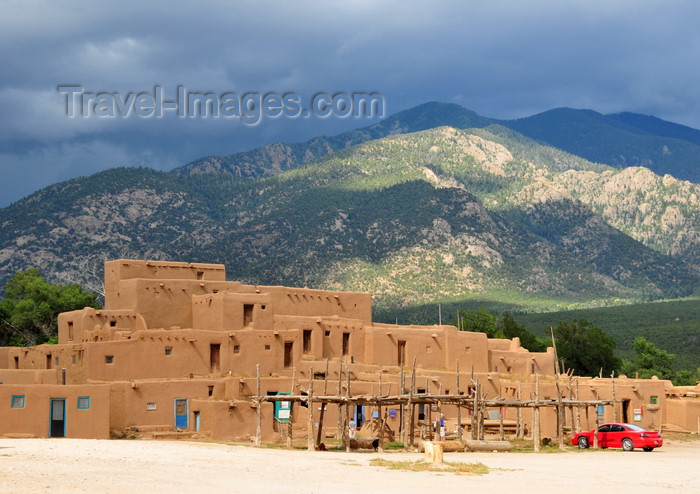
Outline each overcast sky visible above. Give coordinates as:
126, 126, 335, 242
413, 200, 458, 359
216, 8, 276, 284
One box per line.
1, 1, 699, 207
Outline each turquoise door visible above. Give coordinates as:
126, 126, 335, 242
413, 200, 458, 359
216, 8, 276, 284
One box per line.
174, 399, 188, 429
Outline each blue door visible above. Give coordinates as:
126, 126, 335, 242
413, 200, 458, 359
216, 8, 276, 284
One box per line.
174, 399, 188, 429
50, 399, 66, 437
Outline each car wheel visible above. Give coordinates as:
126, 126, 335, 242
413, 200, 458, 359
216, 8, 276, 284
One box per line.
622, 438, 634, 451
577, 437, 589, 449
643, 447, 654, 452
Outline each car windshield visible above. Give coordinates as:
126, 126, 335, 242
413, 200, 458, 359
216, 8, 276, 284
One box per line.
623, 424, 648, 432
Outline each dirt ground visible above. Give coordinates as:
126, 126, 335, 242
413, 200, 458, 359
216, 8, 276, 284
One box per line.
1, 436, 699, 494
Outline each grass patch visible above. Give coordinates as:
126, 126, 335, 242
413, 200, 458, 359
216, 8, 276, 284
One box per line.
663, 432, 700, 443
370, 458, 489, 475
505, 437, 568, 453
383, 441, 405, 450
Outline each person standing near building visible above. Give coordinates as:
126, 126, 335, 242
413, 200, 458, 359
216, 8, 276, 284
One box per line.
349, 419, 357, 439
439, 414, 446, 440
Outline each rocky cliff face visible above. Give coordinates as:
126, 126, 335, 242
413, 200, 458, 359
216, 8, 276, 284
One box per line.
1, 121, 697, 311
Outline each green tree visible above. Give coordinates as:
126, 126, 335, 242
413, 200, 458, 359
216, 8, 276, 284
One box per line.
499, 311, 548, 352
553, 319, 620, 377
620, 337, 697, 385
456, 308, 503, 338
0, 268, 99, 346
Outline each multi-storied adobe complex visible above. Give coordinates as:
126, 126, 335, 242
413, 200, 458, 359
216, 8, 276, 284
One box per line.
1, 260, 698, 442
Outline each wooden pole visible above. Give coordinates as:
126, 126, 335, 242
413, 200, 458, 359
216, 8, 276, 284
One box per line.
407, 357, 417, 448
471, 379, 478, 440
516, 381, 523, 438
611, 372, 618, 423
499, 407, 505, 441
456, 360, 462, 442
575, 376, 581, 433
287, 367, 296, 448
378, 372, 384, 452
478, 383, 485, 441
399, 364, 405, 444
255, 364, 262, 447
337, 359, 343, 442
316, 359, 329, 447
426, 377, 432, 441
344, 357, 351, 452
498, 380, 504, 441
567, 374, 574, 436
534, 373, 540, 452
307, 367, 314, 451
556, 374, 564, 449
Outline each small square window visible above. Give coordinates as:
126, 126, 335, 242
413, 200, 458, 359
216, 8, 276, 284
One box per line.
264, 345, 271, 350
324, 330, 331, 336
11, 395, 25, 408
146, 402, 157, 410
110, 320, 116, 327
650, 396, 659, 405
165, 347, 173, 356
105, 355, 114, 364
77, 396, 90, 409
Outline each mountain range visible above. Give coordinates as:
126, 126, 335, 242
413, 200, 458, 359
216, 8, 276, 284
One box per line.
0, 102, 698, 315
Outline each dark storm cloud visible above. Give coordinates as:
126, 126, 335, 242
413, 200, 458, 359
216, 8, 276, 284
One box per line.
1, 1, 699, 206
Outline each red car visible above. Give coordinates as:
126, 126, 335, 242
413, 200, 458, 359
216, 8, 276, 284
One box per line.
572, 423, 663, 452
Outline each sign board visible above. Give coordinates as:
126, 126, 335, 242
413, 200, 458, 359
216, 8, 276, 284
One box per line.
633, 408, 643, 422
274, 392, 291, 423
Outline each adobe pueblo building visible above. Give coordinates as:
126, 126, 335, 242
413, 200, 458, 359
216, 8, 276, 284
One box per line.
1, 260, 698, 445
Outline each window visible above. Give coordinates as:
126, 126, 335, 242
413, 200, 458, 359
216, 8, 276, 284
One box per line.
284, 342, 293, 368
165, 347, 173, 356
342, 333, 350, 356
650, 396, 659, 405
397, 340, 406, 366
303, 330, 312, 353
77, 396, 90, 409
265, 345, 271, 350
233, 345, 240, 354
146, 402, 157, 410
110, 320, 116, 327
243, 304, 254, 327
68, 321, 74, 341
210, 344, 221, 373
105, 356, 114, 364
11, 395, 25, 408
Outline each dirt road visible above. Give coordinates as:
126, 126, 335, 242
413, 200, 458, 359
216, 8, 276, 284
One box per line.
1, 437, 698, 493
